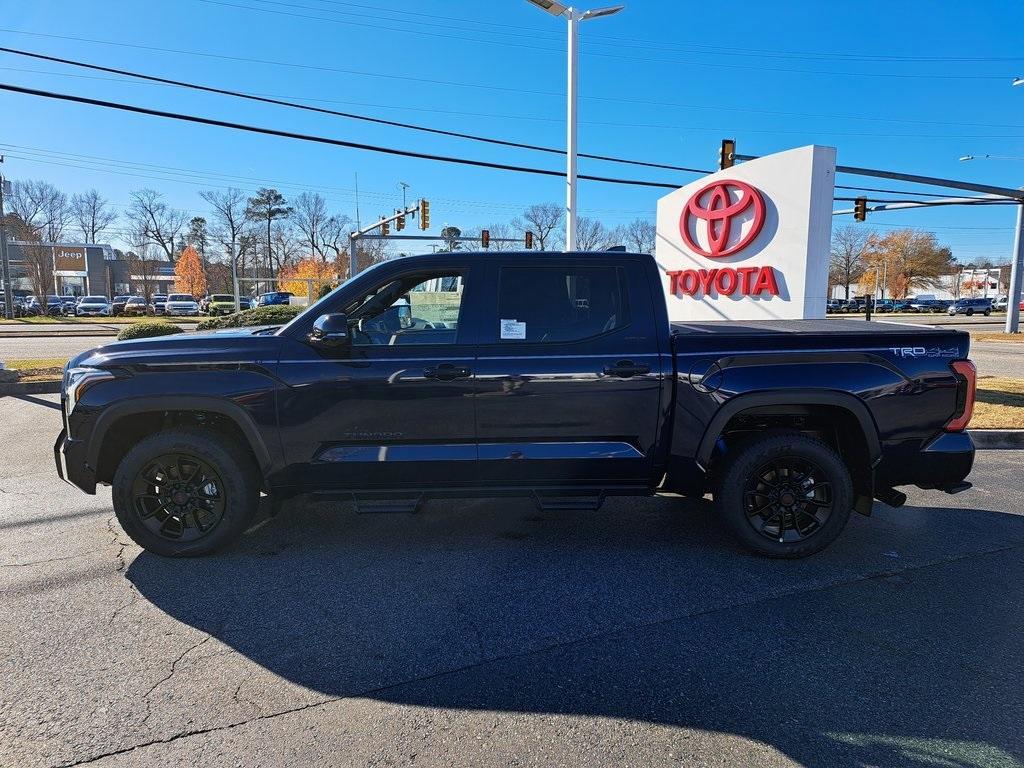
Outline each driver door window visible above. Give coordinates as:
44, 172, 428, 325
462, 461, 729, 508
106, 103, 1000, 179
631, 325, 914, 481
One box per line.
350, 272, 465, 346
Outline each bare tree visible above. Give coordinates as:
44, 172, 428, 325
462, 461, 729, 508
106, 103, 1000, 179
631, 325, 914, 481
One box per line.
201, 188, 248, 293
292, 193, 352, 267
575, 217, 609, 251
620, 218, 656, 253
127, 189, 187, 261
71, 189, 117, 243
516, 203, 564, 251
830, 225, 871, 299
9, 179, 71, 242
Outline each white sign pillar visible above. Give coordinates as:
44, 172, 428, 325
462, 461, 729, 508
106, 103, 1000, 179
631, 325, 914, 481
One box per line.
655, 145, 837, 322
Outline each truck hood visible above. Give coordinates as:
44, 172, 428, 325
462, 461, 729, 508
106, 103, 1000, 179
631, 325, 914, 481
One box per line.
70, 327, 285, 369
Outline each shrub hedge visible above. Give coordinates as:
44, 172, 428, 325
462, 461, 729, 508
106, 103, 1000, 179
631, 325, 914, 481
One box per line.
195, 305, 302, 331
116, 322, 185, 341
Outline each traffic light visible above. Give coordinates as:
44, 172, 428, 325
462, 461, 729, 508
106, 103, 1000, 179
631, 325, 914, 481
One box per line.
854, 196, 867, 222
525, 230, 534, 249
419, 198, 430, 230
719, 138, 735, 170
481, 229, 490, 249
395, 210, 405, 231
381, 219, 389, 236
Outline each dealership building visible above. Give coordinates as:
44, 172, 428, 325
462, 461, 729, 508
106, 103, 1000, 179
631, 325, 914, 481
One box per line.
3, 241, 176, 297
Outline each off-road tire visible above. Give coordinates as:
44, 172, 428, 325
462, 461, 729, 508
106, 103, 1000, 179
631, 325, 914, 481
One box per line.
112, 428, 259, 557
715, 432, 854, 558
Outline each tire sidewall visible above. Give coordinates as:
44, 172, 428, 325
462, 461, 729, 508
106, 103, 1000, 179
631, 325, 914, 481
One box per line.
717, 434, 854, 558
113, 429, 258, 557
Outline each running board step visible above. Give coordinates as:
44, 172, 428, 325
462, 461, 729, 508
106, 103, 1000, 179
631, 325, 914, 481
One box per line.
353, 493, 424, 514
532, 493, 605, 512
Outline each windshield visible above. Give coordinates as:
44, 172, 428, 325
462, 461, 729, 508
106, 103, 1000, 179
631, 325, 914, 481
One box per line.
168, 294, 193, 302
211, 295, 234, 301
83, 296, 107, 302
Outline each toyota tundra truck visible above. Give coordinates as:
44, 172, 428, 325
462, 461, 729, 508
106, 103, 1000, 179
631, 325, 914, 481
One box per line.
55, 251, 976, 558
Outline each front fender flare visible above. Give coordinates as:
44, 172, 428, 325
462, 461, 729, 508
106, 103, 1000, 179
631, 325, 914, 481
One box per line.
86, 395, 274, 476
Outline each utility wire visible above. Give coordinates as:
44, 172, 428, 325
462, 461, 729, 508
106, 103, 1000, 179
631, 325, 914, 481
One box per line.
0, 82, 685, 189
0, 47, 710, 175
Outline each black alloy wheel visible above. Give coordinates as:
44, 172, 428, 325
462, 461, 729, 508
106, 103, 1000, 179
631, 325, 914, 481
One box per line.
131, 453, 227, 542
715, 432, 853, 558
742, 457, 833, 544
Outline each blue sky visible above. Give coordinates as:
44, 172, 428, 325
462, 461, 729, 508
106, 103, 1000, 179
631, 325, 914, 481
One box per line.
0, 0, 1021, 261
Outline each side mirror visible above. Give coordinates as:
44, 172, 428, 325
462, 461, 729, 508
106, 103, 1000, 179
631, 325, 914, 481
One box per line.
308, 313, 351, 348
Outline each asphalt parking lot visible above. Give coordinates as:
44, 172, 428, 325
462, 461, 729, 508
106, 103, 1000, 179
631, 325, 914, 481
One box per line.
2, 393, 1023, 767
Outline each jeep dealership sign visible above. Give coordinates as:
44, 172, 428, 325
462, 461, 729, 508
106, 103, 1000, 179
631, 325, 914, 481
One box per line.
655, 145, 836, 321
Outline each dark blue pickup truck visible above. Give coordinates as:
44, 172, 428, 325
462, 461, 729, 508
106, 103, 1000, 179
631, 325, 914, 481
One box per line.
55, 251, 976, 558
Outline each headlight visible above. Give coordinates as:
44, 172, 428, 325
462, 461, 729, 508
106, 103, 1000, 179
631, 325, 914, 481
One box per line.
64, 366, 115, 411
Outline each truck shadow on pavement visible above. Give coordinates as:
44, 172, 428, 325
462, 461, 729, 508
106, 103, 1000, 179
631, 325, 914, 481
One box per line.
126, 496, 1024, 768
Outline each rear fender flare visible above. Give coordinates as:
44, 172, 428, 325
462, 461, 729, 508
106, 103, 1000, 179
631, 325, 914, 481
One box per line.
695, 390, 881, 470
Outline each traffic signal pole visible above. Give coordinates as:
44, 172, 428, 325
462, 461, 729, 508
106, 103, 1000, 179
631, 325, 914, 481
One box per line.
348, 200, 422, 278
1005, 200, 1024, 334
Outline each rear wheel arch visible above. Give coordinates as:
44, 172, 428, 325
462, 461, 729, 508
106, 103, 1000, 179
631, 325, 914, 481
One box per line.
695, 391, 880, 501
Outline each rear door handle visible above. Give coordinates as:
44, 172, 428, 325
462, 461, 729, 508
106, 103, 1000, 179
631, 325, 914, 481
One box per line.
424, 363, 472, 381
603, 360, 651, 378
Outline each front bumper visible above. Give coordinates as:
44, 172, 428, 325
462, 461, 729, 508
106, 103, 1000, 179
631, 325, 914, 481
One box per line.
54, 401, 97, 494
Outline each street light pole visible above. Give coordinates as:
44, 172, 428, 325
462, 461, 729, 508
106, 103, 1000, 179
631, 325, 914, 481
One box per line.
0, 158, 12, 320
525, 1, 624, 252
1005, 201, 1024, 334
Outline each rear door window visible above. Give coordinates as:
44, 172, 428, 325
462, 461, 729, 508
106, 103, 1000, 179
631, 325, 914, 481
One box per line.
495, 265, 629, 343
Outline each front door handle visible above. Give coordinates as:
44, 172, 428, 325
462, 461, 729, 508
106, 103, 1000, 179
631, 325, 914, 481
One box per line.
424, 363, 472, 381
603, 360, 651, 378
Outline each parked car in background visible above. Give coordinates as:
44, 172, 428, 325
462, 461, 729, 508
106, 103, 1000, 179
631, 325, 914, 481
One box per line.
256, 291, 293, 307
909, 299, 938, 313
206, 294, 240, 316
873, 299, 895, 313
892, 300, 913, 313
111, 296, 131, 316
60, 296, 79, 316
45, 296, 65, 316
994, 296, 1009, 312
149, 294, 168, 315
23, 296, 42, 315
826, 299, 844, 313
75, 296, 112, 317
121, 297, 149, 316
948, 297, 993, 316
165, 293, 200, 317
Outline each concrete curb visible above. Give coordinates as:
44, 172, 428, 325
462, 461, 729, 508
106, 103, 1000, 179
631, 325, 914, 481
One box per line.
969, 429, 1024, 449
0, 380, 62, 396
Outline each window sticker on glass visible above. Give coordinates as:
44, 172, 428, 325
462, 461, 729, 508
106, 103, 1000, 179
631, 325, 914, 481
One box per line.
500, 318, 526, 340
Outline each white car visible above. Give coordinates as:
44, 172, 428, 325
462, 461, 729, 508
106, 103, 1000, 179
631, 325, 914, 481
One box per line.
994, 296, 1009, 311
75, 295, 112, 317
164, 293, 200, 316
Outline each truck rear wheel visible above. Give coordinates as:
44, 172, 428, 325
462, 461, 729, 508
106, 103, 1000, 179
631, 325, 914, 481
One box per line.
716, 433, 853, 558
112, 428, 259, 557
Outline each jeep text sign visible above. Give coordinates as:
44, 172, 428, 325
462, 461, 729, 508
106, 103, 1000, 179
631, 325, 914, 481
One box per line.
655, 145, 836, 321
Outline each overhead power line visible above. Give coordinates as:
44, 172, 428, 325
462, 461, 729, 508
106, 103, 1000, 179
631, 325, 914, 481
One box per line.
0, 82, 685, 190
2, 29, 1022, 131
0, 47, 710, 176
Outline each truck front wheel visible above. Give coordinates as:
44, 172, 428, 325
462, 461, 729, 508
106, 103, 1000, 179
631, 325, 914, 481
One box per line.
716, 433, 853, 558
112, 428, 259, 557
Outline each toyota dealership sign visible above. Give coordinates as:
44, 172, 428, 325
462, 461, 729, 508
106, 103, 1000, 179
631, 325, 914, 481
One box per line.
655, 145, 836, 321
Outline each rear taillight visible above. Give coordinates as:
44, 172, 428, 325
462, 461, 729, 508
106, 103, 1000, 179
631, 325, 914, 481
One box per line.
945, 359, 977, 432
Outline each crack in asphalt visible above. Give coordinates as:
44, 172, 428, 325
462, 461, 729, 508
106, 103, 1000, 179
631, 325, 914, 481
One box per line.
0, 550, 104, 568
139, 635, 214, 728
48, 539, 1024, 768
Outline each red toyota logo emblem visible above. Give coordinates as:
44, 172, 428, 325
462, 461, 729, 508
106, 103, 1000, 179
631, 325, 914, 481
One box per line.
680, 179, 766, 258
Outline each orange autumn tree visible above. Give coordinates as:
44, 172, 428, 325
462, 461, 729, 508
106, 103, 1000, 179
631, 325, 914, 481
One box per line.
279, 257, 337, 300
174, 245, 207, 297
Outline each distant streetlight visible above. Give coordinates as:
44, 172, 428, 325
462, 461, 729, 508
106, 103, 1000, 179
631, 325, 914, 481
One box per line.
525, 1, 625, 251
959, 154, 1024, 162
